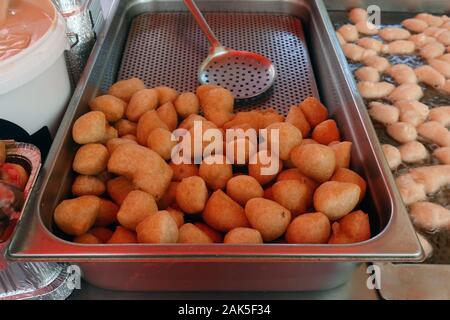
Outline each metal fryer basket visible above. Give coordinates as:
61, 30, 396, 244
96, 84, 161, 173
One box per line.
118, 12, 318, 113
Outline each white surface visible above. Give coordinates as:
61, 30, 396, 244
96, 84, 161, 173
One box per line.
0, 3, 71, 136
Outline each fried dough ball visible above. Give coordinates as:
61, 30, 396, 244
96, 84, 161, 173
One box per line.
136, 110, 169, 145
226, 175, 264, 206
286, 105, 311, 138
248, 150, 283, 185
313, 181, 360, 221
102, 125, 119, 144
276, 168, 320, 193
348, 8, 368, 24
355, 66, 380, 82
355, 20, 379, 36
357, 38, 383, 53
126, 88, 159, 121
174, 92, 200, 118
73, 144, 109, 176
337, 24, 359, 42
117, 190, 158, 230
329, 141, 352, 170
225, 134, 257, 165
88, 227, 113, 243
223, 109, 284, 130
381, 40, 416, 55
387, 64, 417, 85
224, 228, 263, 244
107, 226, 137, 244
74, 233, 102, 244
379, 27, 411, 41
72, 175, 105, 196
196, 84, 221, 102
199, 155, 233, 190
272, 180, 311, 216
387, 122, 418, 143
433, 147, 450, 164
194, 223, 223, 243
72, 111, 107, 144
89, 95, 126, 122
155, 86, 179, 104
299, 97, 329, 128
169, 162, 199, 181
416, 13, 443, 27
0, 141, 5, 165
166, 207, 185, 228
312, 119, 341, 145
394, 100, 429, 126
285, 212, 331, 244
245, 198, 291, 242
203, 190, 249, 232
266, 122, 303, 160
368, 102, 400, 125
402, 18, 428, 33
331, 168, 367, 203
328, 210, 371, 244
418, 121, 450, 147
399, 141, 429, 163
136, 211, 179, 243
95, 199, 119, 227
157, 181, 178, 210
428, 106, 450, 127
290, 144, 336, 182
382, 144, 401, 170
420, 42, 445, 60
106, 137, 137, 154
54, 196, 101, 236
362, 56, 390, 74
395, 173, 427, 205
108, 78, 146, 102
357, 81, 395, 99
176, 176, 208, 214
342, 43, 376, 61
201, 88, 234, 127
147, 128, 176, 160
415, 65, 446, 88
106, 176, 136, 206
108, 144, 173, 200
157, 102, 178, 131
178, 223, 213, 243
409, 201, 450, 232
114, 119, 137, 137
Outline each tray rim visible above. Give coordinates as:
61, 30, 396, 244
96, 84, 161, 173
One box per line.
7, 0, 423, 263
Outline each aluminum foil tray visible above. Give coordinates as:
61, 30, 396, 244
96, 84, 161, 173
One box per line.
0, 142, 73, 300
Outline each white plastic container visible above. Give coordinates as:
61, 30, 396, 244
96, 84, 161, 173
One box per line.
0, 0, 71, 137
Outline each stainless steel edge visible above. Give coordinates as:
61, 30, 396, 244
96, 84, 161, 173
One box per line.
8, 0, 422, 262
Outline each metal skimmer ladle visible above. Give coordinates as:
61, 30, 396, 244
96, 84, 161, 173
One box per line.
184, 0, 276, 100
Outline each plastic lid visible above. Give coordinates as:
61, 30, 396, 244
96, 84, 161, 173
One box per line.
0, 1, 69, 95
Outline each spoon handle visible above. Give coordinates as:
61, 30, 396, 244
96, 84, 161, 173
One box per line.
183, 0, 221, 49
0, 0, 10, 26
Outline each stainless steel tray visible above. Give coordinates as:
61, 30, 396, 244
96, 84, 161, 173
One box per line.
324, 0, 450, 299
8, 0, 421, 292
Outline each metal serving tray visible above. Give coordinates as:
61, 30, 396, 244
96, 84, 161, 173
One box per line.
324, 0, 450, 299
8, 0, 421, 292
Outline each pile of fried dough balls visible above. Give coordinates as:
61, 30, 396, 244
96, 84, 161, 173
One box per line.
53, 78, 371, 245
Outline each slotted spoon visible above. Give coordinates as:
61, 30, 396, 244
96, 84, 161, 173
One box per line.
184, 0, 276, 100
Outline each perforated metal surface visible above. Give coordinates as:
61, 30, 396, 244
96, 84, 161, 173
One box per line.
199, 50, 276, 100
118, 13, 317, 114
